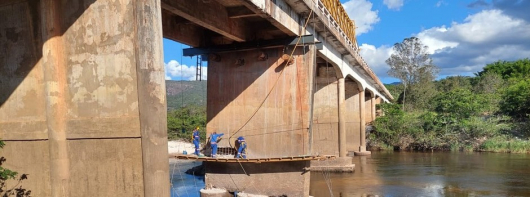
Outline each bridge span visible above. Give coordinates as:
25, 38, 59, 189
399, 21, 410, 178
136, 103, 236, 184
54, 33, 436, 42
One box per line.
0, 0, 392, 196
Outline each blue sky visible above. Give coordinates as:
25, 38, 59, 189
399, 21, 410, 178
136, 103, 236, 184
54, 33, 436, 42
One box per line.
163, 0, 530, 83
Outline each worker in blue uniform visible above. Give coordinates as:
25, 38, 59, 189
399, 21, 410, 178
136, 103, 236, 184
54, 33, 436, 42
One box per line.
236, 136, 247, 159
210, 132, 224, 158
192, 127, 200, 156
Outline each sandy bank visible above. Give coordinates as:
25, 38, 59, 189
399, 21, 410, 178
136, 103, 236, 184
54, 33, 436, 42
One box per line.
168, 140, 195, 155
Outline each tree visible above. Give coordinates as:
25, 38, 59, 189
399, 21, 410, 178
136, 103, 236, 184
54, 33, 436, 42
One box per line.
386, 37, 439, 111
500, 78, 530, 118
478, 58, 530, 80
433, 88, 483, 120
436, 76, 473, 92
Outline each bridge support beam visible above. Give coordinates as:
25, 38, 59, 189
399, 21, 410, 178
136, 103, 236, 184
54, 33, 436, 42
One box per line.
0, 0, 169, 196
371, 94, 377, 121
338, 78, 346, 157
360, 89, 366, 152
345, 78, 361, 153
354, 89, 371, 156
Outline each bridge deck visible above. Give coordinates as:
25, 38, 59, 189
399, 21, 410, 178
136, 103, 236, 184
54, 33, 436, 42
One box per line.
171, 154, 336, 163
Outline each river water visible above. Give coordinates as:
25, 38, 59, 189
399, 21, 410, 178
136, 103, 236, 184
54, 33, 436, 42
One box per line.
170, 152, 530, 197
311, 151, 530, 197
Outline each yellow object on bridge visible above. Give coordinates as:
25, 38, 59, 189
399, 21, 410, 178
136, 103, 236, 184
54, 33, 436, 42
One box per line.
320, 0, 358, 48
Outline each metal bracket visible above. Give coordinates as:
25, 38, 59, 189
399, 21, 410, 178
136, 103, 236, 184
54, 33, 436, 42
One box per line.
183, 35, 321, 56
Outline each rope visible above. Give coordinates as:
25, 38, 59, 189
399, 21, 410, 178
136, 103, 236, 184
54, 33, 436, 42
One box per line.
174, 161, 190, 197
170, 161, 178, 197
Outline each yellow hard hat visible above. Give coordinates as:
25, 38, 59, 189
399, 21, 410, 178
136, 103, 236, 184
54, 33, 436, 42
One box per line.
196, 126, 200, 130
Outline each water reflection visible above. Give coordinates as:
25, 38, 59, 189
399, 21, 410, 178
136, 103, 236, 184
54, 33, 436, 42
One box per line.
170, 159, 204, 197
310, 151, 530, 197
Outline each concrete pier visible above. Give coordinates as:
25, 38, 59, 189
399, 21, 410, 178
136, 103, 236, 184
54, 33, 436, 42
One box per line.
204, 160, 311, 196
1, 0, 169, 196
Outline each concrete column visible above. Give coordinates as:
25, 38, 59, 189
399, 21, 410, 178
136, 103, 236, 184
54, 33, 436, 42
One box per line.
371, 95, 376, 121
135, 0, 170, 196
338, 78, 346, 157
207, 47, 315, 157
42, 1, 70, 196
359, 89, 366, 152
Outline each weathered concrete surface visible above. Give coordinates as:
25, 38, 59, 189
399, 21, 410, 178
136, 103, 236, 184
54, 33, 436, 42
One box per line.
0, 0, 46, 140
310, 157, 354, 172
359, 89, 367, 152
2, 141, 51, 197
67, 139, 144, 196
200, 188, 231, 197
364, 91, 374, 123
204, 161, 310, 196
162, 0, 248, 42
0, 0, 168, 196
207, 47, 315, 158
338, 77, 346, 157
312, 65, 339, 156
345, 78, 361, 152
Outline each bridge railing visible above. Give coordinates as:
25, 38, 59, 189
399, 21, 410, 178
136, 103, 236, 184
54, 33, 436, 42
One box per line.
317, 0, 358, 51
315, 0, 391, 100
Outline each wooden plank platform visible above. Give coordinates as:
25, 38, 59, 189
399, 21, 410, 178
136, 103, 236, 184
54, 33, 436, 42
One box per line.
170, 154, 336, 163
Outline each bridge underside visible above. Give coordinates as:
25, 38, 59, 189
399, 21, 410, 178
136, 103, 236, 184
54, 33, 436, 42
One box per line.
0, 0, 390, 196
159, 0, 387, 157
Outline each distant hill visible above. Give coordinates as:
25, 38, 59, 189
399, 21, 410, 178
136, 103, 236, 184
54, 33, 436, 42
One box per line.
386, 82, 401, 85
166, 80, 207, 110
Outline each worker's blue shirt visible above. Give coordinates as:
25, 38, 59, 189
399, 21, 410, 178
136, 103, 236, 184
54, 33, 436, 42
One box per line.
238, 141, 247, 152
193, 131, 200, 141
210, 133, 224, 144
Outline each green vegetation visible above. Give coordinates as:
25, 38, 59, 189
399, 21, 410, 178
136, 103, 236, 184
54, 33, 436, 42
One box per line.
0, 141, 31, 197
371, 49, 530, 153
167, 105, 207, 141
166, 80, 207, 141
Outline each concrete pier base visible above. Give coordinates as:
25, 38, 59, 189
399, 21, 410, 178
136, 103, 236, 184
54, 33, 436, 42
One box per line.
352, 151, 372, 156
204, 160, 310, 196
200, 188, 231, 197
310, 157, 354, 172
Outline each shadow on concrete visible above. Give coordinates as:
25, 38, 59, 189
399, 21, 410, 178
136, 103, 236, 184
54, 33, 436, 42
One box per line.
0, 0, 95, 109
205, 161, 308, 174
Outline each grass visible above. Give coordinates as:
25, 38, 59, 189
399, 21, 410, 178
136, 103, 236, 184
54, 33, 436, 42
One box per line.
480, 136, 530, 153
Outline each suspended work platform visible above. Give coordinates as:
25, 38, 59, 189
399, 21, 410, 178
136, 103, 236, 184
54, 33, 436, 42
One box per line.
171, 154, 336, 163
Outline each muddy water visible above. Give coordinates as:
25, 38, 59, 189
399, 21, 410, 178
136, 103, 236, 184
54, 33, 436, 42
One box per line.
310, 151, 530, 197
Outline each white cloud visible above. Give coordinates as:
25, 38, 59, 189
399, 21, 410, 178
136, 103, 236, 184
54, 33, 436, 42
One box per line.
436, 1, 446, 7
416, 9, 530, 76
383, 0, 404, 10
360, 9, 530, 80
165, 60, 207, 81
342, 0, 380, 35
416, 26, 459, 54
359, 43, 393, 79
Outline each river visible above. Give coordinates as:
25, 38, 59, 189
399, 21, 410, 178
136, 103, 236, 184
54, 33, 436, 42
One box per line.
171, 152, 530, 196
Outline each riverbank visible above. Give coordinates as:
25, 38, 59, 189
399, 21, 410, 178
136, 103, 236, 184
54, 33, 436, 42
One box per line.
168, 140, 195, 155
480, 137, 530, 153
369, 137, 530, 154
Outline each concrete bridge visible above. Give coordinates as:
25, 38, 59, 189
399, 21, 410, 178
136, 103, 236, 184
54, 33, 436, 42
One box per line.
0, 0, 392, 196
